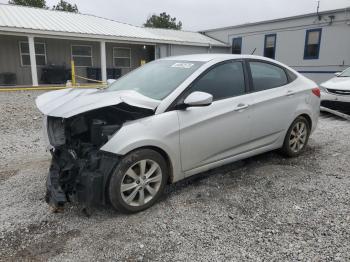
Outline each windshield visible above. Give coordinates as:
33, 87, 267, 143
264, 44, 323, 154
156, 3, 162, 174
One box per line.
108, 60, 204, 100
339, 67, 350, 77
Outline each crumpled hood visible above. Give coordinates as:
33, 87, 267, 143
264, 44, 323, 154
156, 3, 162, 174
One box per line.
321, 77, 350, 91
36, 88, 160, 118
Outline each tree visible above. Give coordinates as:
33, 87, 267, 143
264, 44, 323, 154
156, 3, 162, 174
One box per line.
144, 12, 182, 30
52, 0, 78, 13
8, 0, 78, 12
8, 0, 47, 8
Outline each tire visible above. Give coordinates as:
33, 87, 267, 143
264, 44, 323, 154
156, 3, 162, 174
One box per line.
281, 116, 311, 157
108, 149, 168, 213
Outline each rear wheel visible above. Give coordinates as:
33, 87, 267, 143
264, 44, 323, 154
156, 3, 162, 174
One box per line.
281, 116, 310, 157
108, 149, 168, 213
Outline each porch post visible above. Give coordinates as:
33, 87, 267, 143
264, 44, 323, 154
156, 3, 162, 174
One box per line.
100, 41, 107, 83
28, 36, 38, 86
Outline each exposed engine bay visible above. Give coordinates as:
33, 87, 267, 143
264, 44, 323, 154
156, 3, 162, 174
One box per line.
45, 103, 154, 211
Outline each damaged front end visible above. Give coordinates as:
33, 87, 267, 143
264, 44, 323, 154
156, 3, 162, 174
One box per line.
40, 97, 156, 211
46, 143, 118, 210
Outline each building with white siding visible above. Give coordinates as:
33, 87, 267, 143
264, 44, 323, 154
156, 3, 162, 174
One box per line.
202, 7, 350, 83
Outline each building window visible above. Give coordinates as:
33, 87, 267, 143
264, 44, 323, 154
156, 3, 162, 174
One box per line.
232, 38, 242, 54
19, 42, 47, 66
113, 47, 131, 68
71, 45, 93, 67
304, 29, 322, 60
264, 34, 276, 59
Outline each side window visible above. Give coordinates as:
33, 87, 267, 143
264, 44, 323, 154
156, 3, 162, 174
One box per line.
264, 34, 276, 59
304, 29, 322, 60
71, 45, 93, 67
232, 38, 242, 54
249, 61, 288, 92
113, 47, 131, 68
188, 61, 246, 101
19, 42, 47, 66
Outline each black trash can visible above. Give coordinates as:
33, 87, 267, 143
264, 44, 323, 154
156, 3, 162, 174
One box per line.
86, 67, 101, 82
107, 68, 122, 79
87, 68, 122, 82
41, 66, 68, 84
0, 73, 16, 86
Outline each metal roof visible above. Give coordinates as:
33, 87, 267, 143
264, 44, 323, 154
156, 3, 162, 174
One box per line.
0, 4, 227, 47
144, 28, 227, 47
202, 7, 350, 32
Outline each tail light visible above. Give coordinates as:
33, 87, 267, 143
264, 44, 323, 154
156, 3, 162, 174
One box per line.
312, 87, 321, 98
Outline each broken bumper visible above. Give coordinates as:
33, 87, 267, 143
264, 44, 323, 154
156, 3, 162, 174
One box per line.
45, 148, 119, 209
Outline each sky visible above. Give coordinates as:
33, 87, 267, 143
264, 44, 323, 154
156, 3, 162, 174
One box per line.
1, 0, 350, 31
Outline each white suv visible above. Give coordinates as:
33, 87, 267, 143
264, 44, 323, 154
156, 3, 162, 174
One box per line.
36, 54, 320, 213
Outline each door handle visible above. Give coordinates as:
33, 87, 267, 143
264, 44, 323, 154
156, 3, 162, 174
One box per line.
286, 90, 295, 96
234, 103, 249, 111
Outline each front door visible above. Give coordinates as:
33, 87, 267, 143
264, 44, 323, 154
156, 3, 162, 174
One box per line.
176, 61, 253, 173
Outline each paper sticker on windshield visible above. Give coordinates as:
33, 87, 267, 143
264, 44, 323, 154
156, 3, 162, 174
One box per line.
171, 63, 194, 69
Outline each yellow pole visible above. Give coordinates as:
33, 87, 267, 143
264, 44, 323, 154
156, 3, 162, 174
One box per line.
71, 60, 76, 87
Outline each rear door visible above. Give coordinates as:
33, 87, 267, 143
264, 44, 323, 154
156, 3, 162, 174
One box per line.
176, 60, 254, 173
246, 60, 301, 147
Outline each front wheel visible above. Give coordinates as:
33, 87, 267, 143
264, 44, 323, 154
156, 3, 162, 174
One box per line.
281, 116, 310, 157
108, 149, 168, 213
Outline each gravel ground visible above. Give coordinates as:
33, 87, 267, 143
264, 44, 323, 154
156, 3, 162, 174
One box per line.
0, 91, 349, 261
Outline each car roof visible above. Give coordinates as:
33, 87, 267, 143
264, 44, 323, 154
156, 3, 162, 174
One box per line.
161, 54, 275, 62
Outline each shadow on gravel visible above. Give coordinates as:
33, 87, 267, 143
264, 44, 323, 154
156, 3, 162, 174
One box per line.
163, 149, 305, 199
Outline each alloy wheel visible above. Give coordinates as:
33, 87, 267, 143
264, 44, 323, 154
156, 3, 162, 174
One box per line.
120, 159, 162, 207
289, 121, 307, 153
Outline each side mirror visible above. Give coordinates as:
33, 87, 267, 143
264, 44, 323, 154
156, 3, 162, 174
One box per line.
334, 72, 341, 77
107, 79, 116, 85
183, 91, 213, 107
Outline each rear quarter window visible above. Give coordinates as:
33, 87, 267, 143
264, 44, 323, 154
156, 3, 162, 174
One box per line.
286, 69, 298, 82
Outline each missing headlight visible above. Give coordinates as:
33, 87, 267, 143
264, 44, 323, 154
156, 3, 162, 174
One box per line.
47, 117, 66, 147
90, 119, 121, 146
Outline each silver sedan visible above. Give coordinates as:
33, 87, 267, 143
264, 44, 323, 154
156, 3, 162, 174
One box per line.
36, 54, 320, 213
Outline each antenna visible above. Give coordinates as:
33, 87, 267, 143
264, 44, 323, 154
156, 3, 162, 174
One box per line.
316, 0, 322, 20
